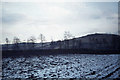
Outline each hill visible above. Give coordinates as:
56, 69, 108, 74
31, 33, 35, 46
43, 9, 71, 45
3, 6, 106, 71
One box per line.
2, 33, 120, 51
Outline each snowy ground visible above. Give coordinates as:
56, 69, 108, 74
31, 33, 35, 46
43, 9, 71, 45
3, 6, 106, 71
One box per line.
2, 54, 120, 79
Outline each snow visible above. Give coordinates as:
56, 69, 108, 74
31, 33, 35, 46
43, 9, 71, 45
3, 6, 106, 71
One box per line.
2, 54, 120, 79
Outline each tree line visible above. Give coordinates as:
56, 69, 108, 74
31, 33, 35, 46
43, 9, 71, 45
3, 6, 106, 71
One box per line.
5, 34, 46, 44
4, 31, 74, 49
5, 31, 74, 44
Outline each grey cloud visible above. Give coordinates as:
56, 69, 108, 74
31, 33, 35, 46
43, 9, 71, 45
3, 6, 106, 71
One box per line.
106, 16, 117, 20
2, 13, 26, 24
90, 15, 101, 19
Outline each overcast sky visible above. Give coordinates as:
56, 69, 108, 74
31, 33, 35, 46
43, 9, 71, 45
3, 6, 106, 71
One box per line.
1, 2, 118, 44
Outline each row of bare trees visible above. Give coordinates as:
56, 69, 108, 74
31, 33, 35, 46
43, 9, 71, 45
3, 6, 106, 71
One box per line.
5, 31, 74, 49
5, 34, 46, 50
5, 34, 46, 44
5, 31, 73, 44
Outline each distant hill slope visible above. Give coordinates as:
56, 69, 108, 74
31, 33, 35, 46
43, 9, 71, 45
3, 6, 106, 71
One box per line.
2, 33, 120, 51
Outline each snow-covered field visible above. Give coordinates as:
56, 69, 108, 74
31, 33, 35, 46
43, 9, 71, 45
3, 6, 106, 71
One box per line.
2, 54, 120, 79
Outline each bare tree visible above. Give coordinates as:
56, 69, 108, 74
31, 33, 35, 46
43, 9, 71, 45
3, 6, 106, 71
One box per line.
5, 38, 9, 50
39, 34, 45, 43
64, 31, 73, 49
5, 38, 9, 44
27, 36, 36, 43
50, 37, 54, 49
64, 31, 73, 40
13, 37, 21, 44
13, 37, 21, 50
27, 36, 36, 49
38, 34, 45, 49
